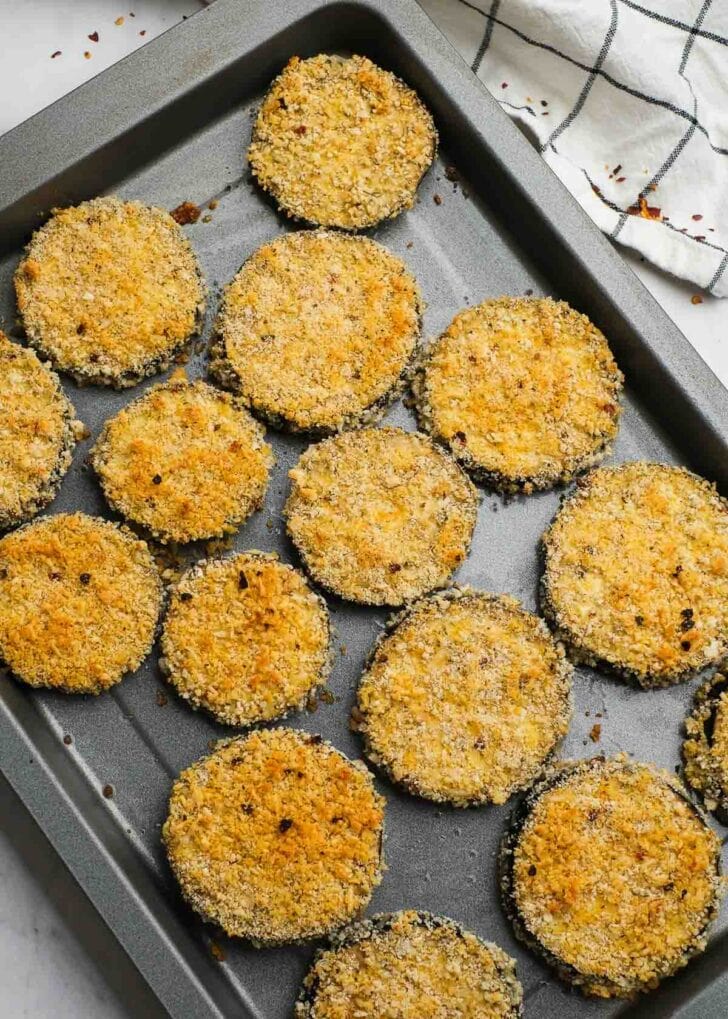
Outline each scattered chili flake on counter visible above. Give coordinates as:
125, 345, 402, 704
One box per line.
88, 31, 99, 42
612, 164, 622, 176
102, 784, 114, 799
63, 734, 72, 746
51, 51, 62, 58
501, 82, 508, 88
628, 197, 662, 220
170, 200, 201, 225
139, 30, 146, 36
691, 295, 704, 305
692, 214, 703, 221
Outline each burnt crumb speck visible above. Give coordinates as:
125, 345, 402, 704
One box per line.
79, 573, 91, 585
635, 614, 644, 626
179, 591, 193, 602
63, 734, 72, 746
152, 474, 162, 485
433, 193, 443, 205
528, 864, 537, 876
238, 571, 249, 589
156, 689, 168, 707
241, 803, 254, 815
170, 201, 201, 225
681, 640, 692, 651
388, 563, 402, 573
279, 817, 294, 833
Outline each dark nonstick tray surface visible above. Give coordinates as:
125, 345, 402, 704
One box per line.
1, 1, 728, 1017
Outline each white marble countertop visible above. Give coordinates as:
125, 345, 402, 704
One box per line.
0, 2, 726, 1016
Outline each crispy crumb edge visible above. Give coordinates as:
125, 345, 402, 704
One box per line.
412, 297, 623, 494
295, 909, 524, 1017
159, 550, 333, 726
354, 585, 573, 807
683, 667, 728, 824
0, 334, 82, 530
499, 756, 724, 999
540, 462, 728, 687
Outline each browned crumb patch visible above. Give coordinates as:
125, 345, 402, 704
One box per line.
296, 910, 522, 1017
542, 462, 728, 685
212, 230, 422, 432
161, 551, 331, 726
248, 54, 437, 229
162, 728, 384, 943
0, 512, 161, 693
285, 427, 478, 606
0, 331, 81, 529
15, 197, 205, 387
91, 372, 272, 544
356, 588, 572, 806
414, 297, 623, 491
510, 758, 723, 997
170, 201, 201, 225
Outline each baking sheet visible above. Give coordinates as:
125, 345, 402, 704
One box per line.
1, 1, 727, 1017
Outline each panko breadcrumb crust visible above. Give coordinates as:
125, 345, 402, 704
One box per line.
295, 910, 523, 1018
683, 667, 728, 824
414, 297, 623, 492
248, 54, 437, 230
0, 331, 83, 530
541, 462, 728, 687
499, 756, 724, 999
162, 728, 385, 944
285, 427, 479, 606
0, 512, 162, 693
14, 197, 205, 388
160, 551, 331, 726
210, 230, 423, 434
91, 373, 273, 544
354, 587, 572, 806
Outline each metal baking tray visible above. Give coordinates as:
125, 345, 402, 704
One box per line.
1, 1, 727, 1016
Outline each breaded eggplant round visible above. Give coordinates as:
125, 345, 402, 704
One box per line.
295, 909, 523, 1018
14, 197, 205, 387
683, 666, 728, 823
0, 512, 162, 693
285, 427, 478, 606
0, 331, 82, 530
541, 462, 728, 686
160, 551, 331, 726
248, 54, 437, 230
500, 756, 724, 999
414, 297, 623, 492
355, 588, 572, 806
210, 230, 422, 433
162, 728, 385, 944
91, 373, 272, 544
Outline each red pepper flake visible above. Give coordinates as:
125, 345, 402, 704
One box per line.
692, 214, 703, 221
209, 941, 225, 962
50, 51, 62, 59
589, 723, 602, 743
627, 197, 662, 220
616, 176, 626, 183
501, 81, 508, 89
433, 193, 443, 205
139, 29, 146, 36
691, 294, 703, 305
694, 235, 706, 241
63, 734, 72, 746
88, 31, 99, 42
591, 183, 602, 197
170, 200, 201, 225
115, 16, 125, 26
542, 111, 549, 116
612, 164, 622, 176
293, 125, 307, 136
541, 99, 548, 107
102, 784, 114, 799
129, 11, 136, 16
83, 51, 92, 60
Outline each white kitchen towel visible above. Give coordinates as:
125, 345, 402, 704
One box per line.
421, 0, 728, 296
